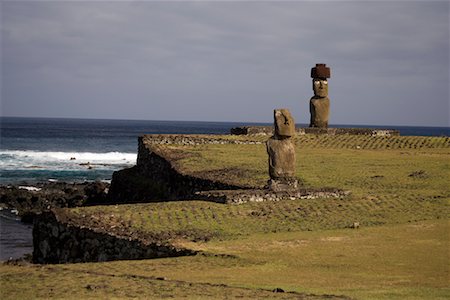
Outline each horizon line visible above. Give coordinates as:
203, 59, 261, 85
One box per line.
1, 115, 449, 129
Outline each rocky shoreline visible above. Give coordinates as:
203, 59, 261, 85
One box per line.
0, 181, 110, 223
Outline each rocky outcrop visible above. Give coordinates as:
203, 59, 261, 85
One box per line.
33, 210, 196, 264
0, 181, 109, 222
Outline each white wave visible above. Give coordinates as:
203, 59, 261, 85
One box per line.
0, 150, 136, 171
18, 186, 42, 192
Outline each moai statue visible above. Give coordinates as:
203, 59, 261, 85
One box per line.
309, 63, 331, 128
266, 109, 298, 192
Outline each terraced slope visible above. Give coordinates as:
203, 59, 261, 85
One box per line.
67, 134, 450, 241
295, 134, 450, 149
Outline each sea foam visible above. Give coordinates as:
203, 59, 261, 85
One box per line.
0, 150, 137, 171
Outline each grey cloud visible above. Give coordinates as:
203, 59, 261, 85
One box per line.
1, 1, 448, 126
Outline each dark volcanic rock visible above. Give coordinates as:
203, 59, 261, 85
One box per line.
0, 181, 110, 220
33, 210, 197, 264
108, 137, 244, 203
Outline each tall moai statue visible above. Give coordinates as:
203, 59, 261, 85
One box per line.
309, 63, 331, 128
266, 109, 298, 192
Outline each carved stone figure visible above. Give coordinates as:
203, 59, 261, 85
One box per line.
309, 63, 331, 128
266, 109, 298, 192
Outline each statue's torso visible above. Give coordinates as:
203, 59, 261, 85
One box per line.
309, 96, 330, 128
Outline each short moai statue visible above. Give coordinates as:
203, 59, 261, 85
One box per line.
266, 109, 298, 192
309, 63, 331, 128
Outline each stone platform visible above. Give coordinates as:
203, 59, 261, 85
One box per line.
195, 188, 350, 204
230, 126, 400, 136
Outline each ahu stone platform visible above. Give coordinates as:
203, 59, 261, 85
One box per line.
196, 188, 350, 204
231, 126, 400, 136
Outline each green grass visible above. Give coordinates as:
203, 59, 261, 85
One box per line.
1, 220, 448, 299
171, 135, 450, 190
1, 134, 449, 299
67, 192, 448, 243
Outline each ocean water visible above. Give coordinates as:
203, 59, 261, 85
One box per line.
0, 209, 33, 261
0, 116, 448, 260
1, 117, 448, 185
0, 117, 260, 185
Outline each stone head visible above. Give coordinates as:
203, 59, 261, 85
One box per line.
311, 63, 330, 98
312, 79, 328, 98
274, 109, 295, 138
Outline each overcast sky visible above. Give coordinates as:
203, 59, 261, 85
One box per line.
1, 1, 449, 126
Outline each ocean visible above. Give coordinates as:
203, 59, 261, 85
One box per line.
1, 116, 448, 185
0, 116, 448, 260
0, 117, 256, 185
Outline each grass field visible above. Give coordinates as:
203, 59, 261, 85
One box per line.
1, 134, 449, 299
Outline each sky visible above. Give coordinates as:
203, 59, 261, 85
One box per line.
1, 0, 449, 127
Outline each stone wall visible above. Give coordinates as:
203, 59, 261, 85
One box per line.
108, 136, 245, 203
141, 134, 263, 145
230, 126, 400, 136
33, 211, 196, 264
196, 188, 350, 204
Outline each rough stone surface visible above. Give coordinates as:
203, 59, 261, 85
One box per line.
196, 188, 350, 204
309, 63, 331, 128
309, 96, 330, 128
140, 134, 263, 145
108, 136, 244, 203
33, 210, 196, 264
274, 109, 295, 137
266, 109, 298, 192
268, 178, 298, 192
312, 79, 329, 98
230, 126, 400, 136
266, 137, 296, 180
230, 126, 274, 135
0, 181, 109, 222
311, 63, 331, 79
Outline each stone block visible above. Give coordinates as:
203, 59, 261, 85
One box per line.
267, 178, 298, 192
